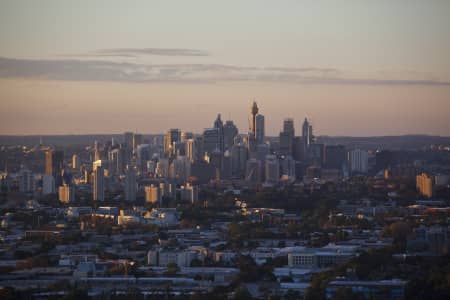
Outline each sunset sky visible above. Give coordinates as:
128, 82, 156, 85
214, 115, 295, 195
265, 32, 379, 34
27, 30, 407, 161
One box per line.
1, 0, 449, 136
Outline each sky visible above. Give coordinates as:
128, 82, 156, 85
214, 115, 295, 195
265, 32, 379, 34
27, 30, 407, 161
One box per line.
0, 0, 449, 136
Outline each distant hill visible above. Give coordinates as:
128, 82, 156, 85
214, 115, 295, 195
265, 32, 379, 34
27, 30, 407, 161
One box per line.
0, 134, 448, 150
315, 135, 450, 150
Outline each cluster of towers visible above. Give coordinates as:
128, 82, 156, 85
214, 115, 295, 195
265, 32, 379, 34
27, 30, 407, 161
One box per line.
39, 100, 362, 204
159, 101, 317, 185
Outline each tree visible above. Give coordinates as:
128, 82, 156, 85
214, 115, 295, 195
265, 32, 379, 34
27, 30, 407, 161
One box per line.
332, 287, 365, 300
233, 286, 253, 300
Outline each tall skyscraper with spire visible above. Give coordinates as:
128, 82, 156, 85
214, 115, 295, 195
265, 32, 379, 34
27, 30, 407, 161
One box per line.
213, 114, 224, 153
249, 101, 259, 138
302, 118, 313, 148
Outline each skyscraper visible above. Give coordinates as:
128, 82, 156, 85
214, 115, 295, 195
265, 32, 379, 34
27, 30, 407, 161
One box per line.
145, 184, 161, 204
279, 118, 295, 156
223, 120, 238, 151
349, 149, 369, 174
92, 162, 104, 201
132, 133, 143, 153
265, 155, 280, 184
164, 129, 181, 157
325, 145, 347, 170
249, 101, 259, 137
124, 131, 134, 149
45, 150, 64, 177
58, 184, 74, 203
181, 131, 194, 142
416, 173, 434, 198
124, 167, 136, 201
231, 143, 248, 178
108, 148, 124, 175
18, 166, 33, 193
72, 154, 81, 169
302, 118, 313, 150
255, 114, 265, 145
213, 114, 224, 153
245, 158, 262, 184
202, 128, 221, 157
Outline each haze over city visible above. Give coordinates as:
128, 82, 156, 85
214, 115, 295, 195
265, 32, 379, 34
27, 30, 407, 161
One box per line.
1, 0, 450, 136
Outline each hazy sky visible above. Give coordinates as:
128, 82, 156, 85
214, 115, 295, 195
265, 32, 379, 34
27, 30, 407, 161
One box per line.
0, 0, 449, 136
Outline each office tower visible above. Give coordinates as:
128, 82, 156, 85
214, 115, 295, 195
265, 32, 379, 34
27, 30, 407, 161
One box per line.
180, 183, 198, 203
132, 133, 143, 153
94, 141, 100, 161
283, 118, 295, 136
255, 114, 265, 144
416, 173, 434, 198
181, 131, 194, 143
45, 149, 64, 176
124, 131, 134, 149
42, 174, 55, 195
309, 143, 325, 166
280, 155, 296, 179
325, 145, 347, 170
208, 148, 222, 170
172, 141, 186, 157
72, 154, 81, 169
92, 163, 104, 201
160, 181, 176, 199
147, 160, 156, 176
136, 144, 151, 172
245, 158, 262, 184
213, 114, 224, 153
58, 184, 74, 203
186, 139, 198, 163
145, 185, 161, 204
186, 139, 195, 162
222, 150, 232, 180
302, 118, 313, 150
164, 129, 181, 157
265, 155, 280, 184
61, 168, 72, 186
169, 156, 191, 181
124, 167, 137, 201
156, 158, 170, 178
223, 120, 238, 151
279, 132, 290, 156
293, 137, 305, 161
190, 161, 215, 184
108, 148, 124, 175
256, 143, 270, 163
231, 143, 248, 178
279, 118, 295, 156
349, 149, 369, 174
375, 150, 395, 172
202, 128, 221, 157
18, 166, 33, 193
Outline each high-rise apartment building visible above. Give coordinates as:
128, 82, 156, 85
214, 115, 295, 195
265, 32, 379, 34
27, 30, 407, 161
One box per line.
349, 149, 369, 174
145, 184, 161, 204
58, 184, 74, 203
416, 173, 434, 198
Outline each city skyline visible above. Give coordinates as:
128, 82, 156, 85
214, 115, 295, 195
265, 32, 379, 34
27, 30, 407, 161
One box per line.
1, 1, 450, 136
